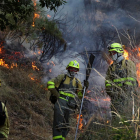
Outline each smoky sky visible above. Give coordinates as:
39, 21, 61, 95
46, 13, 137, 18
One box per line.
48, 0, 140, 52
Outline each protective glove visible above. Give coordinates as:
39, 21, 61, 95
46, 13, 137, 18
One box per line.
84, 80, 89, 89
49, 88, 60, 104
50, 88, 60, 99
49, 94, 57, 104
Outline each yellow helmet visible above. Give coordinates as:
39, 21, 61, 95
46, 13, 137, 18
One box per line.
108, 43, 124, 53
66, 60, 79, 71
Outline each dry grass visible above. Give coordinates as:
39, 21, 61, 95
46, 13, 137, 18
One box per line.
0, 66, 54, 140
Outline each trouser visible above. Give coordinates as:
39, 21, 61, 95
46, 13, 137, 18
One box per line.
53, 98, 73, 140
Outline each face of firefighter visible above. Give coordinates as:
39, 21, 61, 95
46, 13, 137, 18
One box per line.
110, 51, 124, 63
69, 71, 76, 77
112, 53, 118, 61
67, 68, 78, 78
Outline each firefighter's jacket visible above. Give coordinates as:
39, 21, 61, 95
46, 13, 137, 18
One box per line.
105, 59, 137, 98
47, 74, 83, 101
0, 102, 10, 138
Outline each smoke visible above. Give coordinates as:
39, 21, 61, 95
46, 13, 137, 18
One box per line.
42, 0, 140, 89
42, 50, 86, 83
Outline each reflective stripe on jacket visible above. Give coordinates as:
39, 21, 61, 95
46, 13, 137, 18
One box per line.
47, 74, 83, 99
0, 102, 10, 138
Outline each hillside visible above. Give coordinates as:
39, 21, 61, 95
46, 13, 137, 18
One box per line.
0, 65, 54, 140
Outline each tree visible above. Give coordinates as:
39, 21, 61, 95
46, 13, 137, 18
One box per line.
0, 0, 67, 62
0, 0, 34, 31
0, 0, 66, 31
39, 0, 66, 12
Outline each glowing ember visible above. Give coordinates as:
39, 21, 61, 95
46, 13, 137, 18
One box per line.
32, 62, 39, 71
47, 14, 51, 18
102, 97, 110, 102
31, 77, 35, 80
45, 88, 48, 91
51, 61, 55, 66
11, 63, 18, 68
87, 90, 91, 93
33, 0, 37, 6
137, 48, 140, 57
0, 48, 2, 54
77, 115, 83, 130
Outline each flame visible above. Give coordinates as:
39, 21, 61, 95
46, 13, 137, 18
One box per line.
0, 45, 39, 71
34, 13, 40, 18
136, 63, 140, 86
106, 120, 109, 123
110, 60, 113, 65
123, 50, 129, 60
32, 61, 39, 71
77, 115, 83, 130
0, 48, 2, 54
33, 0, 36, 6
32, 0, 40, 27
0, 59, 17, 69
32, 22, 35, 27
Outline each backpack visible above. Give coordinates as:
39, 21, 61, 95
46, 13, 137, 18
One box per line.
0, 101, 6, 126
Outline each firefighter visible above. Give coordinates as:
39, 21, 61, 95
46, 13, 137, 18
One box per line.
105, 43, 137, 120
47, 60, 89, 140
0, 101, 10, 139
